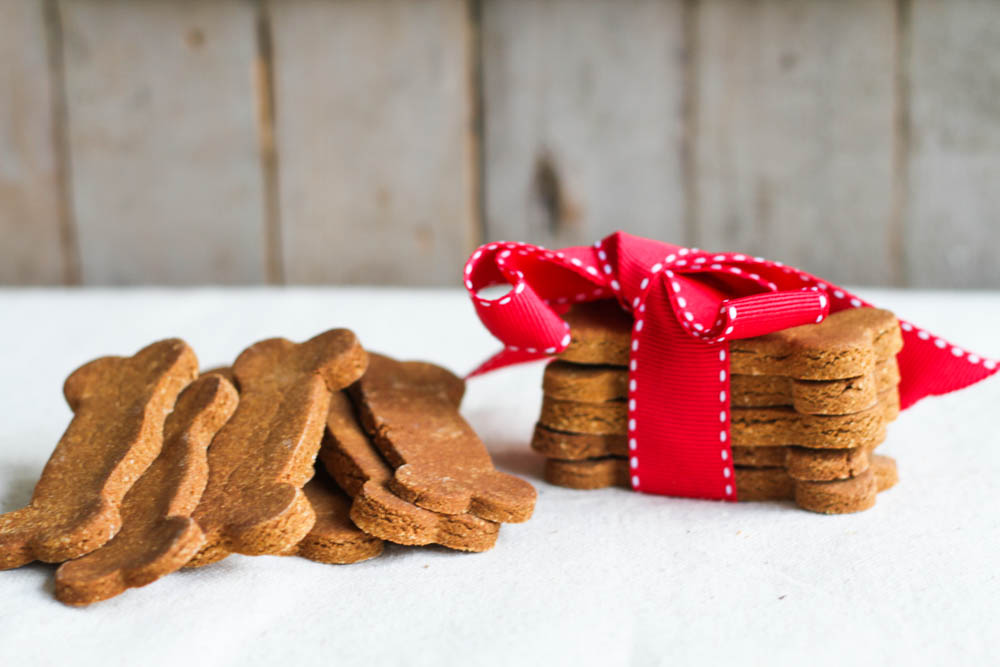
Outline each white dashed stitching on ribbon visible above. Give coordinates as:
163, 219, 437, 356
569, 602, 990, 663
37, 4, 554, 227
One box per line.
629, 308, 641, 490
720, 346, 733, 497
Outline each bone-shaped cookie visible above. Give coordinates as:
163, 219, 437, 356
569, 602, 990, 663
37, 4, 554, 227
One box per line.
729, 307, 903, 380
322, 391, 500, 552
349, 353, 536, 523
283, 465, 383, 565
557, 301, 902, 381
531, 424, 876, 482
558, 299, 634, 366
730, 390, 899, 448
187, 329, 367, 567
730, 360, 900, 414
54, 374, 237, 605
544, 357, 901, 416
543, 455, 898, 514
0, 339, 198, 570
538, 390, 899, 449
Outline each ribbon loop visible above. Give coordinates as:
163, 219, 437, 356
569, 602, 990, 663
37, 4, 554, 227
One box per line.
721, 289, 830, 340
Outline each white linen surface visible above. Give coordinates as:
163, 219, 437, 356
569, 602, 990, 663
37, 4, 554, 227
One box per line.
0, 287, 997, 667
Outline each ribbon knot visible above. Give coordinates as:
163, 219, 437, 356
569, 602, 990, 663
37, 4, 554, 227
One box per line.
464, 231, 997, 500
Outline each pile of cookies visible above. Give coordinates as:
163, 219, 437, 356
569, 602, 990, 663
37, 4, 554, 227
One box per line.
532, 301, 903, 513
0, 331, 536, 606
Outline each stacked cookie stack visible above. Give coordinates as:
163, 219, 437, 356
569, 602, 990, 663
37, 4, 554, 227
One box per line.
0, 333, 536, 606
532, 301, 903, 513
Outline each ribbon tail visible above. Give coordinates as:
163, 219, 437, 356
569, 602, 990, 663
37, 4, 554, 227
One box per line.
466, 347, 550, 379
896, 327, 999, 410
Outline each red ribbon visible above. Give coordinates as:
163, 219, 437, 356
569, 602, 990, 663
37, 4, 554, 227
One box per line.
464, 231, 998, 501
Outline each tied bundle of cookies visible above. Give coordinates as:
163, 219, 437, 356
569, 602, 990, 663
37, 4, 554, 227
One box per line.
533, 301, 902, 513
462, 232, 997, 510
0, 333, 535, 606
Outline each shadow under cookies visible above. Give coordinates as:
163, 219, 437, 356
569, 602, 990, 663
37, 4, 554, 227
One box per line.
487, 442, 545, 483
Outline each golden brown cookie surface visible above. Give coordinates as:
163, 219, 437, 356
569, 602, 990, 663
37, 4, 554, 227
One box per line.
732, 446, 788, 468
556, 301, 902, 383
0, 339, 198, 570
284, 467, 383, 565
188, 329, 367, 567
871, 454, 899, 492
322, 391, 499, 552
730, 390, 899, 448
533, 426, 878, 482
546, 357, 900, 415
350, 354, 536, 523
538, 389, 899, 449
784, 445, 871, 482
531, 423, 628, 460
538, 395, 627, 436
558, 300, 632, 365
54, 374, 237, 605
543, 455, 895, 513
543, 361, 629, 403
730, 307, 903, 380
794, 470, 879, 514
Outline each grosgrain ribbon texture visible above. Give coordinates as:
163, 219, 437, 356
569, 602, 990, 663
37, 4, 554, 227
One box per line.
463, 231, 998, 501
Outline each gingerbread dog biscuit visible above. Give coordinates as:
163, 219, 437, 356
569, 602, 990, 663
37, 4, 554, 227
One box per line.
544, 455, 898, 513
730, 390, 899, 448
541, 455, 797, 499
543, 362, 630, 403
187, 329, 367, 567
557, 301, 902, 380
0, 339, 198, 570
284, 466, 384, 565
730, 307, 903, 380
54, 374, 238, 605
538, 390, 899, 449
730, 360, 900, 414
349, 354, 536, 523
559, 300, 633, 365
727, 467, 797, 502
531, 424, 628, 460
784, 445, 872, 482
532, 425, 875, 482
731, 446, 787, 468
538, 396, 627, 436
545, 358, 901, 415
322, 391, 500, 552
796, 455, 903, 514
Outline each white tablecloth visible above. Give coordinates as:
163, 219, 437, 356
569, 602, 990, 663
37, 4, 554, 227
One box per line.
0, 287, 997, 666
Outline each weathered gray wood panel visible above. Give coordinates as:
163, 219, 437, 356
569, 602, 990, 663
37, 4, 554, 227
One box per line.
693, 0, 897, 285
270, 0, 479, 285
0, 1, 71, 284
2, 0, 999, 289
906, 0, 1000, 288
60, 0, 267, 285
481, 0, 687, 249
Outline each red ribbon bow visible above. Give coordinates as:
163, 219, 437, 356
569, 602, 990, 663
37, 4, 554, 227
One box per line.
464, 231, 998, 500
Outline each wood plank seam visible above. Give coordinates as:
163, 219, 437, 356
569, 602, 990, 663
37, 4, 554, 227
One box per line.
890, 0, 912, 287
255, 0, 284, 285
681, 0, 700, 250
44, 0, 80, 285
468, 0, 487, 253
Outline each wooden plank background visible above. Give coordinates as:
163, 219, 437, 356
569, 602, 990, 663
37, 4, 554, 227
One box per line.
270, 0, 477, 285
60, 0, 267, 285
1, 0, 998, 288
481, 0, 687, 250
693, 0, 897, 287
0, 0, 74, 284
